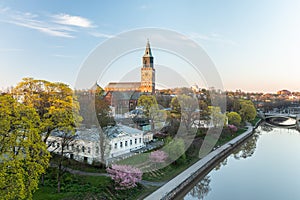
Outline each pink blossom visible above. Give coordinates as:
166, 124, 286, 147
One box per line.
106, 164, 143, 190
228, 124, 238, 132
149, 150, 168, 163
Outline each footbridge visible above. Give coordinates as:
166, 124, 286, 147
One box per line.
258, 111, 300, 128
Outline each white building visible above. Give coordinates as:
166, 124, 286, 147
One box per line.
47, 124, 152, 164
106, 125, 146, 157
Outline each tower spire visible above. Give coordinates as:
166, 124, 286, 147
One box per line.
144, 39, 152, 57
141, 39, 155, 94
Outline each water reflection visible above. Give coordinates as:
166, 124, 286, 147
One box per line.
184, 125, 300, 200
188, 176, 211, 200
260, 123, 273, 132
214, 158, 228, 171
185, 130, 260, 199
232, 131, 260, 160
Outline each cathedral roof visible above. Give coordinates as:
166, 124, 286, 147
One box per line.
105, 82, 141, 90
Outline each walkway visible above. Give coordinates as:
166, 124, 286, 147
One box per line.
50, 163, 165, 187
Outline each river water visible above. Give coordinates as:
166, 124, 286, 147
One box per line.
183, 124, 300, 200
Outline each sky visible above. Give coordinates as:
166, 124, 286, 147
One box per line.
0, 0, 300, 93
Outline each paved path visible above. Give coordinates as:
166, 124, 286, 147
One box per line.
50, 163, 165, 187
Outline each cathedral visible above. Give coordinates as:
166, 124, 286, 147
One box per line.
104, 40, 156, 112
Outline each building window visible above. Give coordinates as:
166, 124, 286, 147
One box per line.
135, 138, 137, 144
139, 138, 141, 143
82, 146, 85, 153
114, 143, 117, 149
88, 147, 91, 154
130, 140, 132, 145
120, 142, 123, 148
77, 146, 80, 153
57, 142, 60, 148
52, 142, 55, 147
125, 141, 128, 147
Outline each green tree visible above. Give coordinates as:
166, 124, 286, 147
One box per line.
199, 100, 209, 120
95, 98, 115, 128
76, 84, 114, 128
0, 95, 50, 200
177, 95, 199, 131
208, 106, 226, 127
13, 78, 82, 144
239, 100, 257, 122
226, 111, 242, 126
13, 78, 82, 192
170, 96, 181, 114
138, 95, 165, 130
164, 137, 186, 165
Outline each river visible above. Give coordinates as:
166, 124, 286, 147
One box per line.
183, 123, 300, 200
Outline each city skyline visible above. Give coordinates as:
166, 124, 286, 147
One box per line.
0, 1, 300, 93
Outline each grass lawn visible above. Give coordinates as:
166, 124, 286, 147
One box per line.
33, 167, 155, 200
215, 127, 246, 147
142, 157, 198, 182
251, 117, 261, 126
116, 153, 149, 166
33, 186, 75, 200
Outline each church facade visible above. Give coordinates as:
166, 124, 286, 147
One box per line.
104, 40, 156, 112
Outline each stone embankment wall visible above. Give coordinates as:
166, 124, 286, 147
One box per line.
145, 121, 261, 200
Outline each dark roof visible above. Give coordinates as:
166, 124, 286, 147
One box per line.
106, 91, 141, 100
105, 82, 141, 90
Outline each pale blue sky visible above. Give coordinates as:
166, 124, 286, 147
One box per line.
0, 0, 299, 93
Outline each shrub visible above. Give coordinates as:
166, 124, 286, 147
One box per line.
228, 124, 238, 132
149, 150, 168, 163
106, 165, 142, 190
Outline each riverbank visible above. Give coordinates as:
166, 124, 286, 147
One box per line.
145, 121, 260, 200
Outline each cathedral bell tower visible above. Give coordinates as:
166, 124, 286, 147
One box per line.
141, 40, 155, 94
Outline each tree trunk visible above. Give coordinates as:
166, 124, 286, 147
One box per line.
41, 173, 45, 186
151, 120, 155, 130
57, 162, 61, 193
57, 177, 61, 193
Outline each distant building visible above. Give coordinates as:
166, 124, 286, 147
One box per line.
277, 89, 291, 96
104, 40, 155, 113
191, 84, 200, 92
105, 40, 155, 94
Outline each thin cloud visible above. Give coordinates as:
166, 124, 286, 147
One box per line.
0, 8, 98, 38
52, 13, 95, 28
89, 31, 114, 38
8, 19, 74, 38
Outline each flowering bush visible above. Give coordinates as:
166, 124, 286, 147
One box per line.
228, 124, 238, 132
149, 150, 168, 163
106, 164, 142, 190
